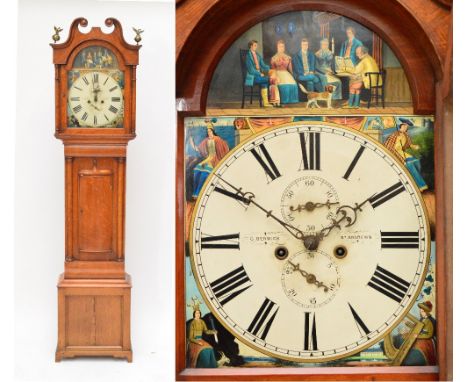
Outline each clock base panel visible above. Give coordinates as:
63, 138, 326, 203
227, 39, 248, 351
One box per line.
56, 273, 132, 362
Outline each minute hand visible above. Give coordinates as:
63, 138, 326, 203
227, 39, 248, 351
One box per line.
214, 174, 306, 240
315, 196, 372, 245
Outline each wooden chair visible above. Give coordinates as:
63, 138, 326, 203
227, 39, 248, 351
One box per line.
240, 49, 263, 108
365, 69, 386, 108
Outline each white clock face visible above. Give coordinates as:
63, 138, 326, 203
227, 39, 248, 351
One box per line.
68, 71, 123, 127
189, 123, 430, 362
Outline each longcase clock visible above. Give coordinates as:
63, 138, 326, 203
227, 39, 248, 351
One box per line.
51, 18, 141, 362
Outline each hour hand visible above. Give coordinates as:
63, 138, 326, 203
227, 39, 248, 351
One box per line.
287, 260, 329, 292
89, 103, 101, 111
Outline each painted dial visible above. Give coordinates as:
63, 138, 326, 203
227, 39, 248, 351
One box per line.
189, 123, 430, 362
68, 71, 123, 127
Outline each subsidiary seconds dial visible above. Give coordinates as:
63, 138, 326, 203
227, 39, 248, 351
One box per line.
190, 122, 430, 362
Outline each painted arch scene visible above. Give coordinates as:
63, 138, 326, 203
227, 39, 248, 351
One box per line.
207, 11, 413, 115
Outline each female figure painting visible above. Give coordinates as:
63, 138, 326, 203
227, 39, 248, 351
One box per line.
409, 301, 437, 365
187, 309, 218, 368
270, 40, 299, 105
390, 301, 437, 365
190, 121, 229, 198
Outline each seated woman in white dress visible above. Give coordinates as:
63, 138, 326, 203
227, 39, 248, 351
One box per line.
270, 40, 299, 105
314, 38, 343, 100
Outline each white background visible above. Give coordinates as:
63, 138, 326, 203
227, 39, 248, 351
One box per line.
13, 0, 175, 381
0, 0, 463, 381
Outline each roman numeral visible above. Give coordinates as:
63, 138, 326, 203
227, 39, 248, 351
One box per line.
70, 97, 80, 102
93, 73, 99, 83
103, 77, 109, 85
304, 312, 318, 350
109, 105, 119, 113
250, 144, 281, 182
209, 265, 252, 306
214, 186, 251, 205
104, 114, 109, 121
93, 115, 97, 125
200, 233, 240, 249
368, 265, 411, 303
343, 145, 365, 180
82, 76, 89, 85
111, 97, 121, 102
381, 231, 419, 249
109, 85, 118, 92
247, 298, 279, 340
299, 132, 321, 170
81, 112, 88, 121
369, 181, 406, 208
73, 86, 82, 91
348, 303, 370, 336
72, 105, 82, 113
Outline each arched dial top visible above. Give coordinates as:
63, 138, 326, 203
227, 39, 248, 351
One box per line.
189, 122, 430, 362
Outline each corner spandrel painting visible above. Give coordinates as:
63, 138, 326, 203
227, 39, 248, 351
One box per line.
207, 11, 412, 115
183, 115, 436, 369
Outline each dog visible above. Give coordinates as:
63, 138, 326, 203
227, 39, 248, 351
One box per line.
299, 83, 336, 109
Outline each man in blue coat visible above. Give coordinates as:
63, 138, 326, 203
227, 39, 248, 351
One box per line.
245, 40, 273, 107
293, 39, 325, 92
339, 27, 363, 66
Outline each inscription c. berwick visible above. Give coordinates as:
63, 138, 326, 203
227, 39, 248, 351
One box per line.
244, 231, 284, 245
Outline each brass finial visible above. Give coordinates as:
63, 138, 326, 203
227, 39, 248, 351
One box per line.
52, 26, 63, 43
132, 27, 144, 45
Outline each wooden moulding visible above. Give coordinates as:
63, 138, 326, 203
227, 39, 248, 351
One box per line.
175, 0, 452, 380
64, 260, 126, 279
56, 273, 132, 362
178, 366, 439, 381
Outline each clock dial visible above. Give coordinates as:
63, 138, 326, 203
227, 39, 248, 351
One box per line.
68, 71, 123, 127
189, 123, 430, 362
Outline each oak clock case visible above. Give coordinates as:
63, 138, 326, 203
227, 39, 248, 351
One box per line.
189, 122, 430, 362
51, 18, 140, 362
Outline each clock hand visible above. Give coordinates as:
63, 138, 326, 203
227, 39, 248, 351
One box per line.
92, 87, 101, 103
287, 260, 329, 292
307, 196, 373, 251
289, 200, 339, 213
214, 174, 306, 240
91, 77, 102, 102
89, 103, 102, 112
